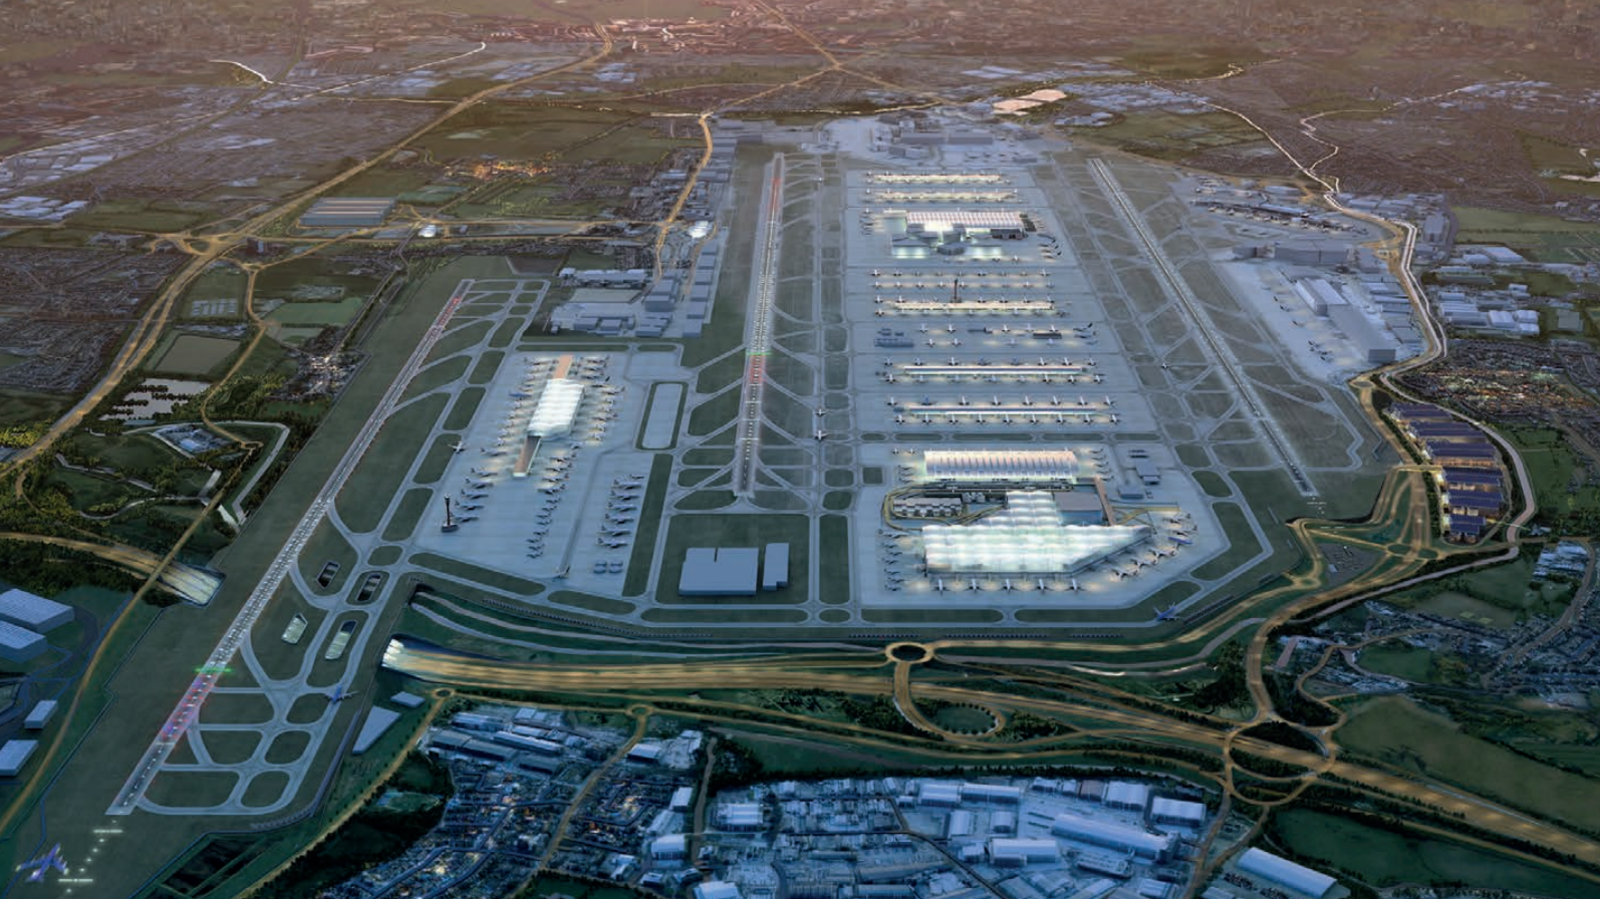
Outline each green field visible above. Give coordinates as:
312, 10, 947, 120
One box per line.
1355, 642, 1464, 685
1452, 206, 1600, 263
68, 197, 212, 232
255, 257, 383, 306
335, 393, 448, 533
1269, 806, 1598, 895
1078, 110, 1265, 162
1338, 696, 1600, 833
266, 295, 367, 327
154, 334, 240, 376
1507, 427, 1600, 523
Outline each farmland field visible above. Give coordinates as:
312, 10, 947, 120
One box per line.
154, 334, 240, 376
1338, 695, 1600, 833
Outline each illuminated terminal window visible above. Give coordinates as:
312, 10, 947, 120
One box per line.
905, 209, 1025, 232
528, 380, 585, 437
922, 492, 1147, 575
923, 450, 1080, 483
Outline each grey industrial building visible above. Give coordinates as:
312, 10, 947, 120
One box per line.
1235, 848, 1337, 898
0, 622, 45, 663
23, 700, 57, 730
298, 197, 396, 229
0, 588, 72, 632
0, 739, 37, 776
1275, 239, 1350, 266
1050, 811, 1173, 861
680, 544, 790, 596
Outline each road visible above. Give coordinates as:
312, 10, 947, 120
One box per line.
382, 638, 1600, 878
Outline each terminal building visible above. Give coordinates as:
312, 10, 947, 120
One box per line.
921, 492, 1148, 576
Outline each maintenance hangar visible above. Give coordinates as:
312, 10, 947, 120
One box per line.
1235, 848, 1337, 898
0, 588, 72, 632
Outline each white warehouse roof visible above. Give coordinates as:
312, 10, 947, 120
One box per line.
695, 882, 742, 899
1103, 781, 1149, 809
988, 838, 1058, 863
1149, 797, 1206, 826
1051, 812, 1173, 859
1237, 848, 1337, 898
919, 782, 962, 805
0, 588, 71, 632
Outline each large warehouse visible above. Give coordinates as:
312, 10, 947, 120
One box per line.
1236, 849, 1337, 898
1050, 811, 1173, 861
0, 622, 44, 664
0, 588, 72, 632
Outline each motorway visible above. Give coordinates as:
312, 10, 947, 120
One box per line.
382, 637, 1600, 879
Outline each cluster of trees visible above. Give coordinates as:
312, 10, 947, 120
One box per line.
257, 752, 451, 899
0, 540, 142, 596
1188, 641, 1249, 711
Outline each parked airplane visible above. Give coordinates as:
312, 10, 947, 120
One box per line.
458, 503, 483, 511
599, 538, 629, 548
20, 845, 66, 883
